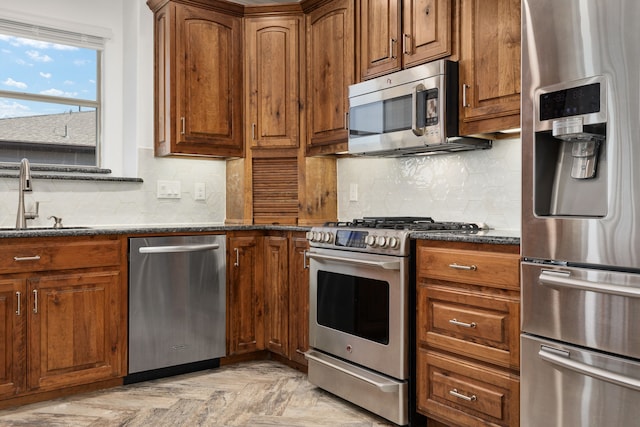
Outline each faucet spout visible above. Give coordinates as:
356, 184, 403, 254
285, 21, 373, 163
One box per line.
16, 158, 34, 229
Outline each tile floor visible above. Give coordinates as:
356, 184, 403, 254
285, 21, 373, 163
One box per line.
0, 361, 394, 426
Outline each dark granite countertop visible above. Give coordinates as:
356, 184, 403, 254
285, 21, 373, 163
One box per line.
0, 224, 520, 245
410, 229, 520, 245
0, 224, 310, 239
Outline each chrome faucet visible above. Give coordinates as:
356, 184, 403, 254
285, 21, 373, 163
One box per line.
16, 158, 38, 229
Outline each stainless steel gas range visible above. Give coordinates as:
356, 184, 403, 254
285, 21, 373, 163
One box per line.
304, 217, 481, 426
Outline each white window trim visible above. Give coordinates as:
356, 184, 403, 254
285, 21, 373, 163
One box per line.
0, 8, 112, 48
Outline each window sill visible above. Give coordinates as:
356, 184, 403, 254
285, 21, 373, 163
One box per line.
0, 164, 143, 183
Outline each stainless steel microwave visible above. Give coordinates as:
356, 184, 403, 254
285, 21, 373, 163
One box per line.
347, 60, 491, 156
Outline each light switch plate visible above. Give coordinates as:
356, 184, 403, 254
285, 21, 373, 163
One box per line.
194, 182, 206, 201
349, 183, 358, 201
157, 180, 181, 199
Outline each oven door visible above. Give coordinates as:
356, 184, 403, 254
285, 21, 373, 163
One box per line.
308, 247, 408, 380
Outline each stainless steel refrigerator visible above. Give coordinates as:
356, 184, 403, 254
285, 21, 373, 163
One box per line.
521, 1, 640, 425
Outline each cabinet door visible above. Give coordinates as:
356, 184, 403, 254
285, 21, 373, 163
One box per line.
402, 0, 454, 68
227, 234, 264, 355
27, 271, 122, 392
288, 233, 310, 366
306, 0, 355, 155
263, 235, 290, 357
0, 279, 26, 398
359, 0, 401, 80
458, 0, 520, 135
246, 17, 300, 150
153, 2, 243, 157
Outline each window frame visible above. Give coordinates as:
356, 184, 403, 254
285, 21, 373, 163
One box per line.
0, 17, 106, 168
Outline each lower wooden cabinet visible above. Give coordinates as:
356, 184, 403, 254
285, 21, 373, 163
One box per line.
227, 231, 309, 367
261, 231, 310, 366
416, 240, 520, 426
288, 233, 309, 366
0, 236, 126, 402
227, 232, 264, 356
418, 349, 520, 427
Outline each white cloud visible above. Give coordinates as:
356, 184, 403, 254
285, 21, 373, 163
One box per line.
40, 88, 78, 97
26, 50, 52, 62
3, 77, 27, 89
0, 99, 31, 118
40, 72, 52, 79
0, 35, 77, 51
63, 80, 74, 85
15, 58, 31, 66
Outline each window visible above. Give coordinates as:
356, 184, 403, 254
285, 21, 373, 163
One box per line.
0, 18, 105, 167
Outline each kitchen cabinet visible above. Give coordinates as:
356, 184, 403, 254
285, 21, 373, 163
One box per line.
458, 0, 520, 135
0, 236, 126, 402
263, 233, 290, 357
304, 0, 355, 155
245, 16, 301, 150
227, 232, 264, 356
416, 240, 520, 427
263, 231, 310, 366
148, 0, 243, 157
359, 0, 455, 80
0, 279, 25, 398
288, 233, 310, 366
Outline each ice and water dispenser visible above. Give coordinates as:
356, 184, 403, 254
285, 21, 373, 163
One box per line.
533, 77, 608, 217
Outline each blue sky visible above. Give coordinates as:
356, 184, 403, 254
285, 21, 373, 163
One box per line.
0, 34, 96, 118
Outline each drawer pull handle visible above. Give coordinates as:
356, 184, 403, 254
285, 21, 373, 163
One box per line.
449, 388, 477, 402
14, 255, 41, 262
449, 263, 477, 271
449, 318, 477, 328
16, 291, 21, 316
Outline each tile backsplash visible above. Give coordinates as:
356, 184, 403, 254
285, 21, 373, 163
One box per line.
337, 138, 521, 231
0, 148, 226, 227
1, 140, 521, 231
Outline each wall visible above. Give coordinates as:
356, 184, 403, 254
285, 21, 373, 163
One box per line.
0, 0, 227, 227
337, 138, 521, 231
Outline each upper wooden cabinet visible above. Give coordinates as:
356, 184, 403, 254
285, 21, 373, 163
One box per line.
359, 0, 455, 80
458, 0, 520, 135
304, 0, 355, 155
148, 0, 244, 157
245, 16, 301, 150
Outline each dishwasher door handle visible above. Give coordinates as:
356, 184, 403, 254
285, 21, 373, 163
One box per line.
139, 243, 220, 254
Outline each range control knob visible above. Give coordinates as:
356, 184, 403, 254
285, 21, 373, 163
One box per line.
365, 235, 377, 246
306, 231, 314, 241
376, 236, 388, 247
321, 232, 333, 243
388, 236, 399, 249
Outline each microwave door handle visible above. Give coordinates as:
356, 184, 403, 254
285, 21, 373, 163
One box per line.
306, 252, 401, 270
412, 84, 425, 136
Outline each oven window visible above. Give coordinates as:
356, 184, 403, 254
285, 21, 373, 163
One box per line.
316, 271, 390, 345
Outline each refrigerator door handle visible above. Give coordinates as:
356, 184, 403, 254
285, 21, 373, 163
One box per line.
539, 269, 640, 298
539, 345, 640, 392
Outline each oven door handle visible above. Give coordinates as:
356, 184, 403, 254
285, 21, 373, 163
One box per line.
306, 253, 401, 270
304, 350, 399, 392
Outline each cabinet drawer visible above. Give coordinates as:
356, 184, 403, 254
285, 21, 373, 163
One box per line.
417, 349, 519, 427
418, 285, 520, 369
0, 238, 121, 274
418, 247, 520, 290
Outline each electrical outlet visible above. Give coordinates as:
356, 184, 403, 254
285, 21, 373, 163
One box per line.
157, 180, 181, 199
194, 182, 206, 201
349, 183, 358, 201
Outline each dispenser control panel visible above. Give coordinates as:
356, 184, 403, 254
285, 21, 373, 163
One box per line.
539, 83, 601, 121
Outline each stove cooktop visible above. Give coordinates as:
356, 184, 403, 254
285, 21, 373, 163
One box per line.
323, 216, 482, 232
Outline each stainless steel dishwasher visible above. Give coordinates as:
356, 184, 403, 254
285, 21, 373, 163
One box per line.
127, 235, 226, 381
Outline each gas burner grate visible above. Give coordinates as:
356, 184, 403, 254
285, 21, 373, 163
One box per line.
324, 216, 481, 232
